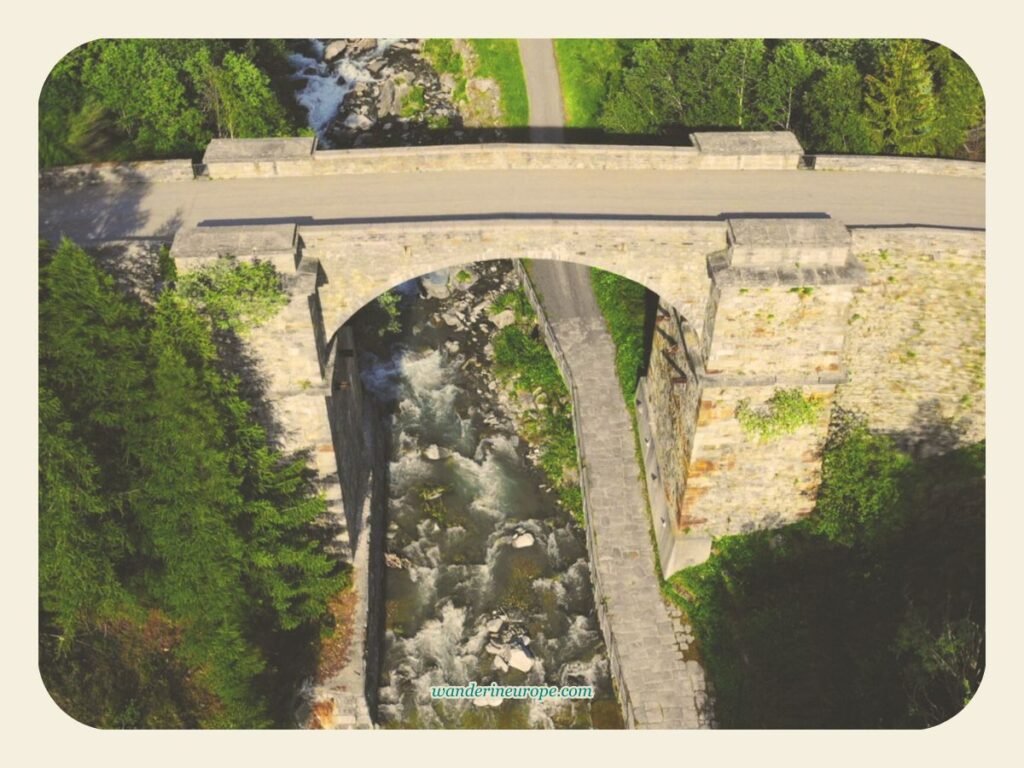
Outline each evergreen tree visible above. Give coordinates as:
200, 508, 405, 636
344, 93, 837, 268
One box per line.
864, 39, 939, 155
801, 62, 878, 154
929, 45, 985, 158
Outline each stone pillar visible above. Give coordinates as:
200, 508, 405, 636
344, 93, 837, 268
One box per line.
642, 218, 865, 574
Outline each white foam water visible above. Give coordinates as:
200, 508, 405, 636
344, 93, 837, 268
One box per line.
287, 38, 403, 138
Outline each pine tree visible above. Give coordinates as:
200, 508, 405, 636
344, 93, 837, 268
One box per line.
929, 45, 984, 158
864, 39, 938, 155
801, 62, 879, 154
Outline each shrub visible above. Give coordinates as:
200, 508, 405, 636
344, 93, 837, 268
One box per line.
176, 257, 287, 333
736, 388, 821, 441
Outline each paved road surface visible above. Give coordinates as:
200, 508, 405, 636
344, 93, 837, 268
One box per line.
38, 168, 985, 244
518, 39, 566, 142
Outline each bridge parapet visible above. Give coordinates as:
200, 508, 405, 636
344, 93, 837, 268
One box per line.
200, 132, 806, 179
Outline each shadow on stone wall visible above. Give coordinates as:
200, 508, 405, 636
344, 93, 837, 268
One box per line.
893, 398, 977, 460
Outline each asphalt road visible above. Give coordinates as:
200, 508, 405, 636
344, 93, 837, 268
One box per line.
38, 168, 985, 245
518, 39, 566, 142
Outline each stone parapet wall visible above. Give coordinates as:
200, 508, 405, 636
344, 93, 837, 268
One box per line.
202, 132, 808, 179
39, 158, 196, 188
812, 154, 985, 178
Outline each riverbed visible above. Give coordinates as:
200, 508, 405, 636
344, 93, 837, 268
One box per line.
346, 260, 622, 728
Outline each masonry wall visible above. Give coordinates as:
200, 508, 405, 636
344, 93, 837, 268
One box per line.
300, 221, 726, 343
836, 230, 986, 451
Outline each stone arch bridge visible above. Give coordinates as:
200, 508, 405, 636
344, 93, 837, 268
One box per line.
40, 135, 985, 728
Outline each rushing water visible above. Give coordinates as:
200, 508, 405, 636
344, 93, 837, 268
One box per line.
286, 39, 399, 142
349, 261, 623, 728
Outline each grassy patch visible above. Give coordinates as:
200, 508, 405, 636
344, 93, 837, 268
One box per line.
553, 39, 634, 128
589, 268, 648, 413
491, 288, 583, 524
666, 415, 985, 728
467, 39, 529, 126
400, 85, 427, 118
735, 388, 822, 441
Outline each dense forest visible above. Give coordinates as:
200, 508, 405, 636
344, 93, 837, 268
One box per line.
39, 39, 307, 167
556, 39, 985, 159
39, 241, 348, 727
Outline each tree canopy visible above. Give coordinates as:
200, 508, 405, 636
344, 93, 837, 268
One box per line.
39, 40, 305, 167
39, 240, 347, 727
590, 39, 983, 159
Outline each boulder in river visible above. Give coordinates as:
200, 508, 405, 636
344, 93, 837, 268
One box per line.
512, 532, 535, 549
508, 646, 535, 673
486, 615, 506, 634
423, 444, 447, 461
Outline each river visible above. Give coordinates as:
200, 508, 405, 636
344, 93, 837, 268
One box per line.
345, 261, 622, 728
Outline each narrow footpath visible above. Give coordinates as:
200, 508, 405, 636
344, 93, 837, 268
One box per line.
516, 39, 713, 728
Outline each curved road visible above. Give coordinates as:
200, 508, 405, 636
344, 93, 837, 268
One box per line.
39, 167, 983, 245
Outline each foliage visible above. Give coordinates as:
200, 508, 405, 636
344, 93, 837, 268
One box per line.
600, 39, 766, 135
467, 39, 529, 126
801, 62, 878, 154
864, 40, 939, 155
376, 290, 403, 336
668, 412, 984, 728
490, 288, 583, 524
422, 39, 463, 76
561, 38, 982, 159
39, 239, 348, 727
589, 268, 648, 411
39, 39, 304, 167
735, 388, 821, 441
808, 410, 912, 546
400, 85, 427, 118
176, 257, 287, 333
553, 39, 636, 128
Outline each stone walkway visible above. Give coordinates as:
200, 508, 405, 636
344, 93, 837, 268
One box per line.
524, 261, 713, 728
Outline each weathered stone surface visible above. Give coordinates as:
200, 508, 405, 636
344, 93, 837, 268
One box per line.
813, 154, 985, 178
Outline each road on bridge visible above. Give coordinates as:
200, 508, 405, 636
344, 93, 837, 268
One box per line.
38, 165, 985, 245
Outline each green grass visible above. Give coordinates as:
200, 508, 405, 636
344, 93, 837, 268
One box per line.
400, 85, 427, 118
553, 39, 633, 128
589, 268, 648, 413
467, 39, 529, 126
490, 288, 583, 524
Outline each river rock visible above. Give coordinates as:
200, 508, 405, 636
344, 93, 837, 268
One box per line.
384, 552, 403, 569
512, 532, 535, 549
420, 270, 452, 299
423, 444, 446, 461
486, 616, 505, 634
493, 655, 509, 673
344, 113, 375, 131
323, 40, 349, 61
485, 641, 505, 656
491, 309, 516, 329
473, 696, 503, 708
508, 646, 534, 673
